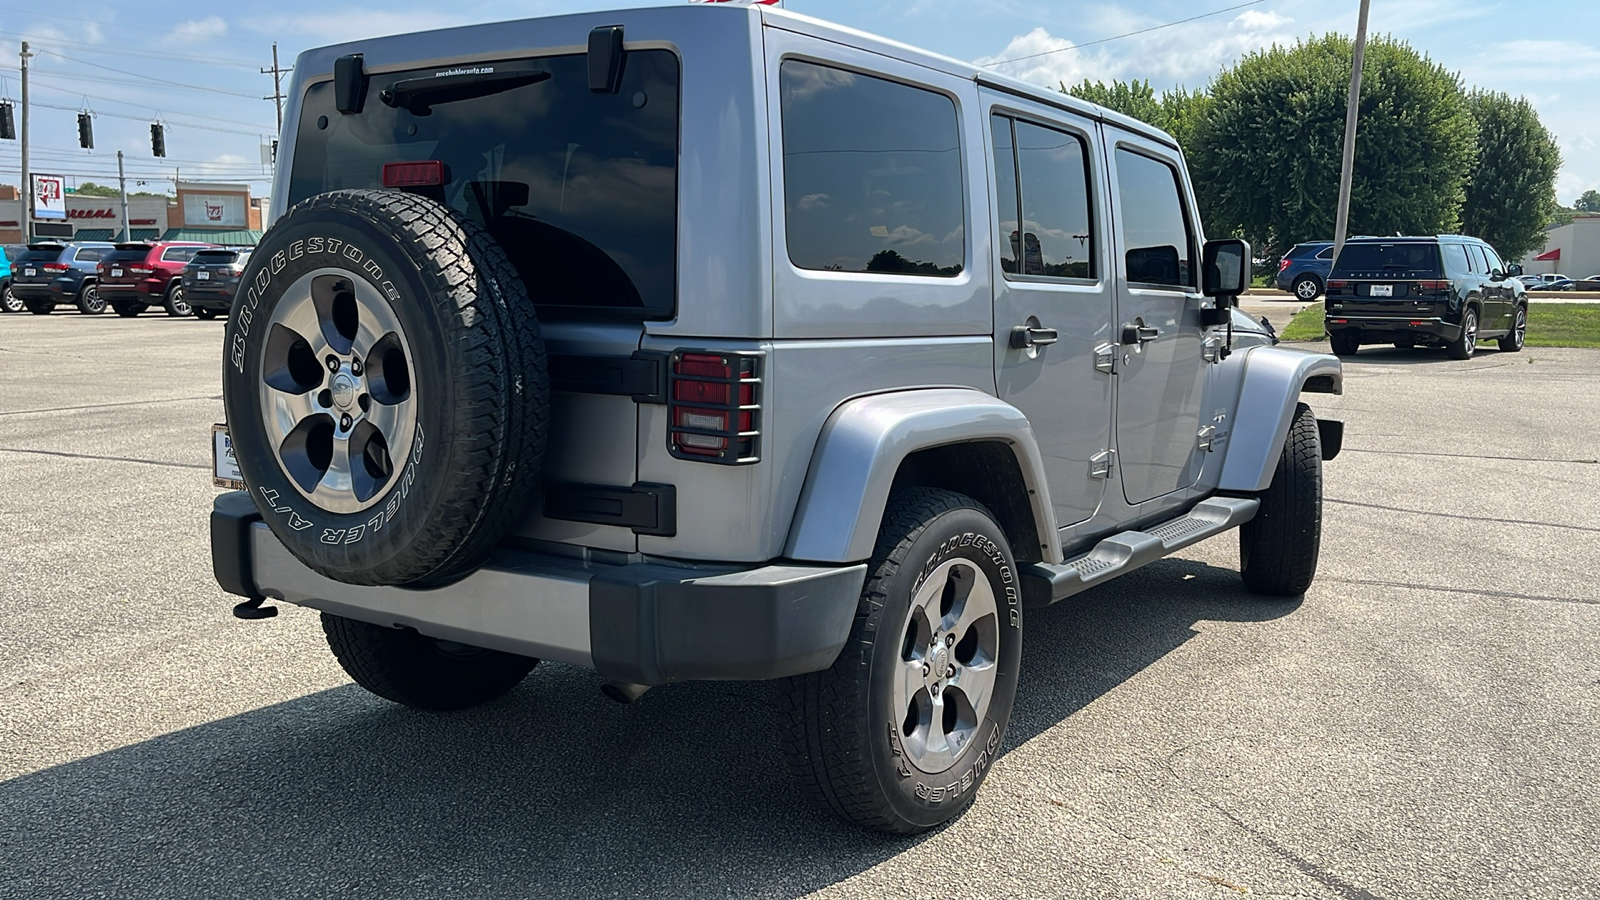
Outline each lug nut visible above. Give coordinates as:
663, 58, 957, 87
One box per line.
340, 414, 352, 430
932, 684, 941, 696
351, 357, 363, 375
326, 355, 339, 372
945, 634, 956, 647
922, 663, 930, 677
947, 665, 956, 678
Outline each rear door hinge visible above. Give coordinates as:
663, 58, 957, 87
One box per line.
1090, 449, 1115, 478
1202, 333, 1225, 363
1094, 342, 1117, 374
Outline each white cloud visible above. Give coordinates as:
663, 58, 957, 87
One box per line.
166, 17, 229, 46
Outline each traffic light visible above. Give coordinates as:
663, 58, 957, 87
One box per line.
0, 102, 14, 140
150, 122, 165, 158
77, 112, 94, 149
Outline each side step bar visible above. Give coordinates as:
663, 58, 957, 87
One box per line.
1019, 497, 1259, 607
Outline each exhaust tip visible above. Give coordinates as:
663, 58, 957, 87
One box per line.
601, 680, 651, 704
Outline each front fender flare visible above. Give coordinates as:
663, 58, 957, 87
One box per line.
1217, 346, 1343, 493
783, 389, 1061, 564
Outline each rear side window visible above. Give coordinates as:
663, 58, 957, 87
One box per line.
781, 61, 964, 277
104, 248, 150, 264
72, 247, 109, 263
290, 50, 680, 317
1316, 246, 1335, 259
1332, 242, 1442, 276
1442, 243, 1470, 274
1467, 244, 1489, 275
991, 114, 1095, 280
162, 246, 202, 263
1114, 147, 1193, 288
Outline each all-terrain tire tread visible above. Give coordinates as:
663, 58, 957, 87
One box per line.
1240, 402, 1322, 596
321, 613, 536, 711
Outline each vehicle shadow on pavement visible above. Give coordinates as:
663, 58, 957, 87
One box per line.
0, 559, 1294, 899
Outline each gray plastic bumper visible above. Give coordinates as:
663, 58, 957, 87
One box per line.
211, 493, 866, 686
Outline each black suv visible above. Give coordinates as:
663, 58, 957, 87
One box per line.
8, 241, 116, 315
1324, 235, 1527, 359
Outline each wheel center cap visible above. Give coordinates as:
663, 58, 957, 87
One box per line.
929, 644, 951, 681
331, 373, 357, 410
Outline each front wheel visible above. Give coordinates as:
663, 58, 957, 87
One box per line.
1330, 331, 1360, 357
1240, 403, 1323, 597
163, 282, 191, 317
1447, 307, 1478, 360
1497, 306, 1526, 352
1, 283, 21, 313
321, 613, 537, 710
782, 488, 1022, 834
76, 283, 105, 315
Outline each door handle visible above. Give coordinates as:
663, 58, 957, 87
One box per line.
1010, 325, 1060, 349
1121, 323, 1159, 345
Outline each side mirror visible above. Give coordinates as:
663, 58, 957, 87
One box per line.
1490, 269, 1506, 282
1507, 263, 1524, 276
1202, 238, 1251, 302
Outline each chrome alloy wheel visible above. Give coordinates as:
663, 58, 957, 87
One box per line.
892, 558, 1002, 773
4, 284, 25, 313
1512, 308, 1527, 349
1463, 309, 1478, 354
1295, 278, 1320, 300
258, 269, 417, 514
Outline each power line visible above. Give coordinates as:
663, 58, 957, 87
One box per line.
981, 0, 1270, 67
23, 68, 272, 101
0, 31, 260, 67
25, 88, 273, 137
0, 5, 268, 48
35, 49, 262, 99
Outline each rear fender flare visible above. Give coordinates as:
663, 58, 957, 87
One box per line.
783, 389, 1061, 564
1217, 346, 1342, 493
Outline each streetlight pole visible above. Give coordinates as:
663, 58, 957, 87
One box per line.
1331, 0, 1372, 264
20, 40, 32, 242
117, 150, 130, 242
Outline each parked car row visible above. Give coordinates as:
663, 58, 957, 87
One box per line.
0, 240, 250, 318
1526, 274, 1600, 291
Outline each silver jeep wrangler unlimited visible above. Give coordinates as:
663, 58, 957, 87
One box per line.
212, 3, 1342, 834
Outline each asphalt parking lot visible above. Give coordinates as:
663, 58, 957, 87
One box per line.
2, 311, 1597, 899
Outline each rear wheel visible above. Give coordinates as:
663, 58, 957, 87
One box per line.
1292, 274, 1323, 301
321, 613, 537, 710
163, 281, 191, 317
782, 488, 1022, 834
111, 299, 147, 317
1, 283, 21, 313
1447, 307, 1479, 360
75, 283, 105, 315
1240, 403, 1323, 597
1330, 331, 1360, 357
1497, 306, 1526, 352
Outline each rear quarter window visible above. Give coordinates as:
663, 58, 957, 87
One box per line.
1442, 243, 1470, 273
72, 247, 109, 263
1332, 242, 1441, 276
161, 247, 203, 263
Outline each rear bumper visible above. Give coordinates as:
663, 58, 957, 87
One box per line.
210, 492, 866, 686
1325, 315, 1461, 341
10, 280, 75, 299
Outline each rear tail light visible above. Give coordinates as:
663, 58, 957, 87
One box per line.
1327, 279, 1347, 291
383, 160, 445, 187
130, 267, 154, 275
667, 350, 761, 464
41, 263, 69, 272
1414, 280, 1450, 292
1278, 259, 1292, 272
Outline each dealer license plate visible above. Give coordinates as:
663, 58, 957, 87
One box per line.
212, 424, 245, 490
111, 268, 122, 277
196, 270, 210, 280
23, 267, 35, 277
1369, 284, 1394, 297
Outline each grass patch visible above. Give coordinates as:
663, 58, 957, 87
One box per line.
1526, 303, 1600, 348
1278, 301, 1326, 341
1276, 301, 1600, 347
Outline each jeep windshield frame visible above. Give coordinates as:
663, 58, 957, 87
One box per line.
287, 49, 681, 320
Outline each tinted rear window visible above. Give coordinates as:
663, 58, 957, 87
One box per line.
290, 50, 680, 318
17, 247, 66, 264
1332, 242, 1441, 275
104, 248, 151, 264
193, 250, 241, 264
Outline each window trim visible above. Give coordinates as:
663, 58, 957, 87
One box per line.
989, 107, 1101, 286
1112, 142, 1198, 292
777, 54, 970, 282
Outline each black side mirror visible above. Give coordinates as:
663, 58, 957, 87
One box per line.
1507, 263, 1524, 276
1490, 269, 1506, 282
1202, 238, 1251, 301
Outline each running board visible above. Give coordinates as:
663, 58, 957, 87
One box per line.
1020, 497, 1259, 607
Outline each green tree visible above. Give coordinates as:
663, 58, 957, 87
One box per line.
73, 181, 121, 197
1574, 190, 1600, 213
1187, 34, 1478, 254
1064, 79, 1210, 148
1460, 91, 1561, 258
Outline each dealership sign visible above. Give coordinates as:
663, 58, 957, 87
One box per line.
32, 174, 66, 219
183, 193, 246, 228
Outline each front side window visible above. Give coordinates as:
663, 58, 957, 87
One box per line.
991, 114, 1095, 280
781, 61, 964, 277
1114, 148, 1193, 288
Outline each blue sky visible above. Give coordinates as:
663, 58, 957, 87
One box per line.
2, 0, 1596, 206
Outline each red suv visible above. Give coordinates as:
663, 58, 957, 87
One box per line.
96, 241, 214, 317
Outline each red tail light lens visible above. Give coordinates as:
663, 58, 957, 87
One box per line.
130, 267, 155, 275
383, 160, 445, 187
41, 263, 69, 272
667, 351, 761, 464
1327, 280, 1347, 290
1414, 280, 1450, 291
1278, 259, 1292, 272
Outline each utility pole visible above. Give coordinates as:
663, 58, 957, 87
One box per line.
117, 150, 130, 242
1331, 0, 1372, 265
20, 40, 32, 242
260, 42, 289, 134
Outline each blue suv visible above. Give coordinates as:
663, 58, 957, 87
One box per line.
0, 245, 21, 313
1276, 241, 1335, 300
8, 241, 116, 314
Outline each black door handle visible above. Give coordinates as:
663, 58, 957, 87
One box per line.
1121, 324, 1159, 345
1010, 325, 1060, 349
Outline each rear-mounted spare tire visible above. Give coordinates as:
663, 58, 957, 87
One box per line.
222, 189, 548, 586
